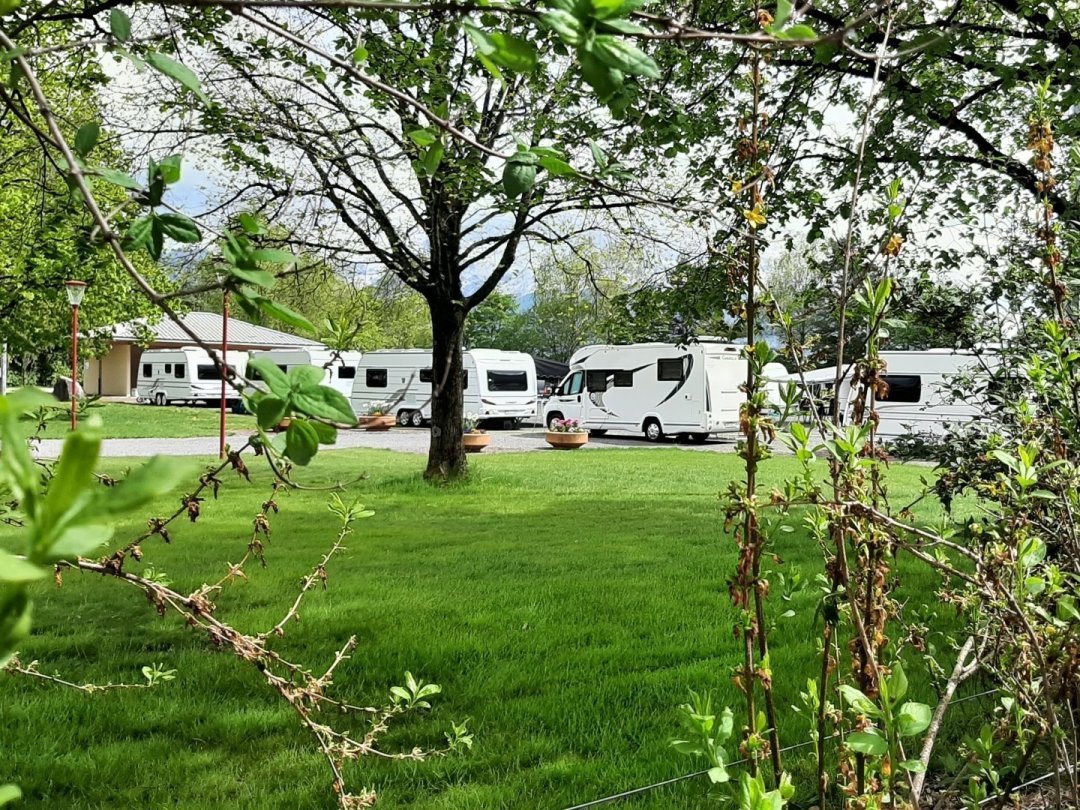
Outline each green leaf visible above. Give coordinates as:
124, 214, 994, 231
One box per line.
287, 365, 325, 391
0, 591, 32, 668
596, 18, 649, 34
538, 154, 578, 176
156, 213, 202, 244
256, 395, 289, 430
253, 296, 315, 333
846, 730, 888, 756
351, 45, 368, 63
0, 552, 46, 584
541, 9, 584, 46
309, 420, 338, 444
154, 154, 183, 185
74, 122, 100, 158
102, 456, 191, 515
503, 155, 538, 198
49, 524, 115, 560
778, 23, 817, 40
897, 702, 933, 736
592, 36, 660, 79
578, 48, 624, 102
41, 426, 102, 537
292, 386, 356, 425
0, 0, 22, 17
249, 248, 296, 265
421, 141, 444, 177
237, 213, 265, 235
899, 759, 927, 773
838, 684, 880, 716
145, 51, 210, 105
408, 128, 437, 148
249, 359, 290, 396
0, 784, 22, 806
485, 32, 537, 72
773, 0, 793, 28
110, 8, 131, 41
284, 419, 319, 465
123, 215, 156, 254
95, 167, 140, 189
227, 266, 276, 289
887, 661, 908, 702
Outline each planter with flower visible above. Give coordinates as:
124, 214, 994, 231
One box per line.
462, 413, 490, 453
545, 418, 588, 449
358, 401, 395, 431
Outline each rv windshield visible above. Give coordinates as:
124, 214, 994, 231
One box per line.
486, 370, 528, 392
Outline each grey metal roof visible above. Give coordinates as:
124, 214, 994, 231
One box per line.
104, 311, 323, 349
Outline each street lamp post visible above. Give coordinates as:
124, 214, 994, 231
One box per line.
64, 280, 87, 431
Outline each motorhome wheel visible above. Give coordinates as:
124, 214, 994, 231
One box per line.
546, 412, 563, 430
643, 419, 664, 442
396, 410, 411, 426
410, 410, 424, 427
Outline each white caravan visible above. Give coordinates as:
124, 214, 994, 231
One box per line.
136, 348, 249, 408
787, 349, 999, 437
543, 340, 751, 442
350, 349, 537, 426
249, 349, 363, 398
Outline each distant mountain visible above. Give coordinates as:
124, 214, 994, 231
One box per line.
516, 292, 535, 311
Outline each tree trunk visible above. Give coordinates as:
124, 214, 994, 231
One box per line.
425, 301, 467, 480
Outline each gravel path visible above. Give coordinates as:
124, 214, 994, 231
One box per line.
34, 426, 754, 458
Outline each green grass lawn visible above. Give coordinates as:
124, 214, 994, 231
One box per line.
25, 401, 256, 439
2, 449, 982, 809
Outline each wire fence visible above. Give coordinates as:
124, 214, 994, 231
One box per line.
562, 686, 1015, 810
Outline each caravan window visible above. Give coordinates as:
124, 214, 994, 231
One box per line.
174, 364, 185, 379
462, 370, 469, 389
197, 365, 223, 380
585, 370, 610, 392
142, 364, 152, 378
366, 369, 387, 388
563, 371, 584, 396
877, 374, 921, 403
419, 368, 433, 383
657, 358, 683, 381
487, 370, 529, 392
614, 371, 633, 387
164, 363, 172, 374
338, 366, 356, 380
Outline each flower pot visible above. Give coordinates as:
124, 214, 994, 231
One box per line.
545, 431, 588, 450
359, 415, 395, 431
463, 432, 491, 453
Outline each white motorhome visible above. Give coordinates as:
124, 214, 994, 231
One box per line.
136, 348, 249, 408
350, 349, 537, 426
787, 349, 999, 437
542, 340, 752, 442
249, 349, 363, 398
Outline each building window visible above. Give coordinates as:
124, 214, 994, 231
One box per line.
337, 366, 356, 379
614, 371, 633, 387
657, 358, 683, 381
877, 374, 922, 403
585, 370, 610, 392
174, 364, 185, 379
367, 369, 387, 388
487, 370, 529, 392
419, 368, 433, 383
142, 364, 152, 378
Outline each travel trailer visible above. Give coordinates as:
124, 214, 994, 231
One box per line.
543, 340, 758, 442
248, 349, 363, 398
136, 348, 249, 408
786, 349, 999, 437
350, 349, 538, 426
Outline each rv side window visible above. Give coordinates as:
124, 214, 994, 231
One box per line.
366, 369, 387, 388
197, 365, 222, 381
657, 358, 683, 381
563, 371, 584, 396
338, 366, 356, 379
487, 370, 529, 392
613, 371, 633, 387
419, 368, 433, 383
142, 364, 152, 378
585, 370, 610, 392
174, 364, 185, 379
164, 363, 172, 374
877, 374, 921, 403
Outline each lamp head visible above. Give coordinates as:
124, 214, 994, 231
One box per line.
64, 280, 87, 307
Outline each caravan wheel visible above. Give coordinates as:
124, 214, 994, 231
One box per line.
410, 410, 424, 427
397, 410, 411, 426
154, 393, 166, 407
546, 412, 564, 431
643, 419, 664, 443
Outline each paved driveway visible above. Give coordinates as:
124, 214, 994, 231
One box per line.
34, 426, 752, 458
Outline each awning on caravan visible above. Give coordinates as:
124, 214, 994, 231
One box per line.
533, 357, 569, 382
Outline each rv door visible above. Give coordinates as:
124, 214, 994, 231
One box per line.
552, 370, 585, 422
